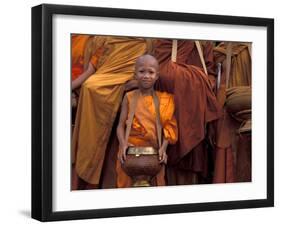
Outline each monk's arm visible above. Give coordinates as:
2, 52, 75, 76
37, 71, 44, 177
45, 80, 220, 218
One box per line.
124, 79, 138, 91
161, 138, 169, 151
117, 95, 129, 162
71, 62, 95, 90
159, 138, 168, 164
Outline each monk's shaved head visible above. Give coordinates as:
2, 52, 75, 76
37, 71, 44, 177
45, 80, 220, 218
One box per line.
135, 54, 159, 71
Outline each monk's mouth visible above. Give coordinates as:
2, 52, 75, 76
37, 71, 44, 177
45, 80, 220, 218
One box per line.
142, 80, 152, 83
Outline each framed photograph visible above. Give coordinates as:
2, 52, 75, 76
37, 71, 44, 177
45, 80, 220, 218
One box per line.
32, 4, 274, 221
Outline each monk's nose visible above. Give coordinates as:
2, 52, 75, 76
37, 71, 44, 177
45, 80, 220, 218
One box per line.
143, 72, 150, 78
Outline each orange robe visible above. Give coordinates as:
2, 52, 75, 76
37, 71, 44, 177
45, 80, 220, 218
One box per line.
71, 35, 91, 81
72, 36, 151, 187
116, 90, 178, 188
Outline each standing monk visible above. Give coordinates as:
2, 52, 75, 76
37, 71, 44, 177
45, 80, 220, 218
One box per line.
72, 36, 152, 189
153, 39, 222, 185
116, 54, 178, 187
213, 42, 252, 183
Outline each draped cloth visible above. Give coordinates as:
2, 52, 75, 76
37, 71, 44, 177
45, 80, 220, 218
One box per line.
213, 43, 252, 183
116, 90, 178, 188
72, 36, 150, 186
153, 40, 221, 183
153, 40, 216, 76
214, 43, 251, 87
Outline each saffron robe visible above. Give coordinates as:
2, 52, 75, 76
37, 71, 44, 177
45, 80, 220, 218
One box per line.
71, 35, 91, 80
116, 90, 178, 188
72, 36, 151, 186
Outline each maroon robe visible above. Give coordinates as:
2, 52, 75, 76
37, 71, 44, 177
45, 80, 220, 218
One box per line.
153, 39, 222, 185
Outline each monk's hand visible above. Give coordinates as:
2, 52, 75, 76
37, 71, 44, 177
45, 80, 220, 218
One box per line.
118, 143, 128, 164
124, 79, 138, 91
71, 92, 78, 108
158, 147, 168, 164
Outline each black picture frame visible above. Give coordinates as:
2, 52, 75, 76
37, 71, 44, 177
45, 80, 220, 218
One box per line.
31, 3, 274, 222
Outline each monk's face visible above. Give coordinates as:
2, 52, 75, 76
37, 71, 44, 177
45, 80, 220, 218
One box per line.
135, 55, 159, 90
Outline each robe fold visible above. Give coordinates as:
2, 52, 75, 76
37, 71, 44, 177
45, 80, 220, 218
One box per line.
153, 39, 216, 76
116, 90, 178, 188
214, 43, 251, 87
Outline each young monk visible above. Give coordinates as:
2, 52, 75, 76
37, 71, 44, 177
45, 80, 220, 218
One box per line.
116, 54, 178, 188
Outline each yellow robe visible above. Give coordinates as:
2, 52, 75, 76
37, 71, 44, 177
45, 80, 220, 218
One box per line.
72, 36, 151, 185
116, 90, 178, 188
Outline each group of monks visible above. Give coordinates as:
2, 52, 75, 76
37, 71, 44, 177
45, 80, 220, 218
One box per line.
71, 34, 252, 190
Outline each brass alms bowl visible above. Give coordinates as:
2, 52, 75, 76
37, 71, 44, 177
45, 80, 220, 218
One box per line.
225, 86, 252, 134
226, 86, 251, 113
